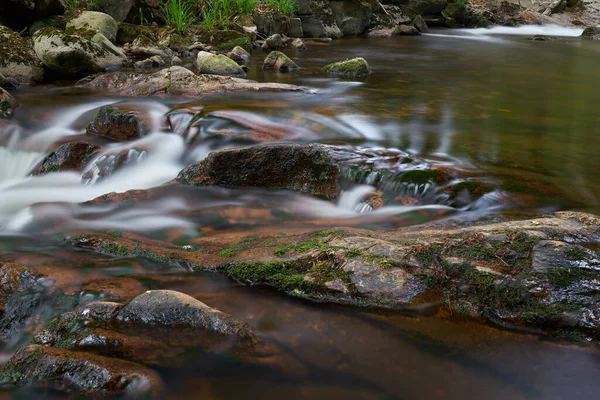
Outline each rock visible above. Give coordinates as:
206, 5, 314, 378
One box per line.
582, 27, 600, 39
171, 55, 182, 65
134, 55, 165, 69
126, 35, 172, 58
83, 66, 308, 97
31, 141, 100, 175
33, 28, 126, 76
289, 17, 304, 37
0, 88, 19, 118
252, 13, 290, 36
196, 54, 246, 78
299, 0, 344, 38
395, 0, 448, 16
291, 38, 307, 50
323, 57, 370, 78
0, 72, 4, 87
262, 33, 286, 50
263, 51, 300, 72
197, 29, 252, 52
412, 15, 429, 32
97, 0, 134, 22
0, 0, 65, 31
66, 11, 119, 43
227, 46, 250, 66
0, 25, 45, 85
195, 50, 215, 65
0, 345, 163, 397
116, 290, 255, 338
115, 22, 155, 44
367, 26, 400, 38
398, 24, 421, 35
87, 105, 149, 141
176, 143, 341, 199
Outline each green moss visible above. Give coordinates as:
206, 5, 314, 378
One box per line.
565, 246, 589, 261
546, 267, 599, 288
322, 57, 370, 79
345, 248, 362, 257
0, 26, 41, 67
108, 231, 122, 238
274, 239, 326, 257
226, 261, 314, 293
218, 236, 259, 258
101, 241, 129, 256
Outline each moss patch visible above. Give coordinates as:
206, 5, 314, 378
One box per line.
322, 57, 370, 79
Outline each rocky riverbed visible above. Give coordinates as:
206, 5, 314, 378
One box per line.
0, 0, 600, 398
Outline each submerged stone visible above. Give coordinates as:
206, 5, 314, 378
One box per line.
263, 51, 300, 72
31, 141, 100, 175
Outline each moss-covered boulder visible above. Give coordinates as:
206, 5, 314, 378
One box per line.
0, 345, 163, 397
33, 27, 126, 76
116, 22, 156, 44
263, 51, 299, 72
581, 27, 600, 40
0, 25, 44, 85
0, 88, 18, 118
196, 53, 246, 78
87, 105, 149, 141
31, 141, 100, 175
198, 29, 253, 52
66, 11, 119, 43
323, 57, 370, 79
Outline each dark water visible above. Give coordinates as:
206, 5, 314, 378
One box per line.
1, 27, 600, 399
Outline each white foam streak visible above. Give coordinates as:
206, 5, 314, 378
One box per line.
467, 24, 585, 37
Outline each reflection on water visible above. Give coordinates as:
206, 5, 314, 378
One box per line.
1, 28, 600, 399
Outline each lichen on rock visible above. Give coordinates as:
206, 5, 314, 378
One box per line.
323, 57, 370, 78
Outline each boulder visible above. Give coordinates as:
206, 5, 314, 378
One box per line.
252, 13, 290, 36
398, 24, 421, 35
97, 0, 134, 22
227, 46, 250, 66
0, 345, 163, 397
0, 25, 45, 85
299, 0, 344, 38
412, 15, 429, 32
323, 57, 370, 78
116, 290, 255, 338
83, 66, 307, 97
367, 26, 400, 38
0, 88, 19, 118
291, 38, 307, 50
176, 143, 342, 199
31, 141, 100, 175
289, 17, 304, 37
262, 33, 286, 51
196, 54, 246, 78
134, 55, 165, 69
581, 27, 600, 40
263, 51, 300, 72
87, 105, 149, 141
125, 35, 172, 58
33, 27, 126, 76
392, 0, 448, 17
66, 11, 119, 43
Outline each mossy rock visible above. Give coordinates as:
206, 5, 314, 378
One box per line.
66, 11, 118, 43
197, 54, 246, 78
323, 57, 370, 79
198, 29, 253, 53
0, 88, 18, 118
116, 22, 156, 44
0, 25, 45, 84
581, 27, 600, 40
263, 51, 299, 72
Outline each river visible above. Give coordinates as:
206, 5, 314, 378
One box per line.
1, 26, 600, 399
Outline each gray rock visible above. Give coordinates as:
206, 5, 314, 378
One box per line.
0, 25, 45, 85
227, 45, 250, 65
0, 88, 18, 118
289, 18, 304, 37
116, 290, 254, 338
171, 55, 182, 65
87, 105, 148, 141
126, 35, 173, 59
134, 55, 165, 69
412, 15, 428, 32
582, 27, 600, 40
66, 11, 119, 43
263, 51, 300, 72
263, 33, 286, 50
33, 28, 126, 76
197, 54, 246, 78
398, 24, 421, 35
291, 38, 307, 50
97, 0, 134, 22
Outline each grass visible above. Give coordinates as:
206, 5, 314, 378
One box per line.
265, 0, 297, 15
202, 0, 259, 29
163, 0, 196, 34
65, 0, 79, 10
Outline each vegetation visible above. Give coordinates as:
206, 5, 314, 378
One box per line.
265, 0, 297, 15
162, 0, 196, 34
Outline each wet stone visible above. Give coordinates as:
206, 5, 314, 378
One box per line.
31, 141, 100, 175
87, 105, 149, 141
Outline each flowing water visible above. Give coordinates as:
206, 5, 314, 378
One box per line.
1, 26, 600, 398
